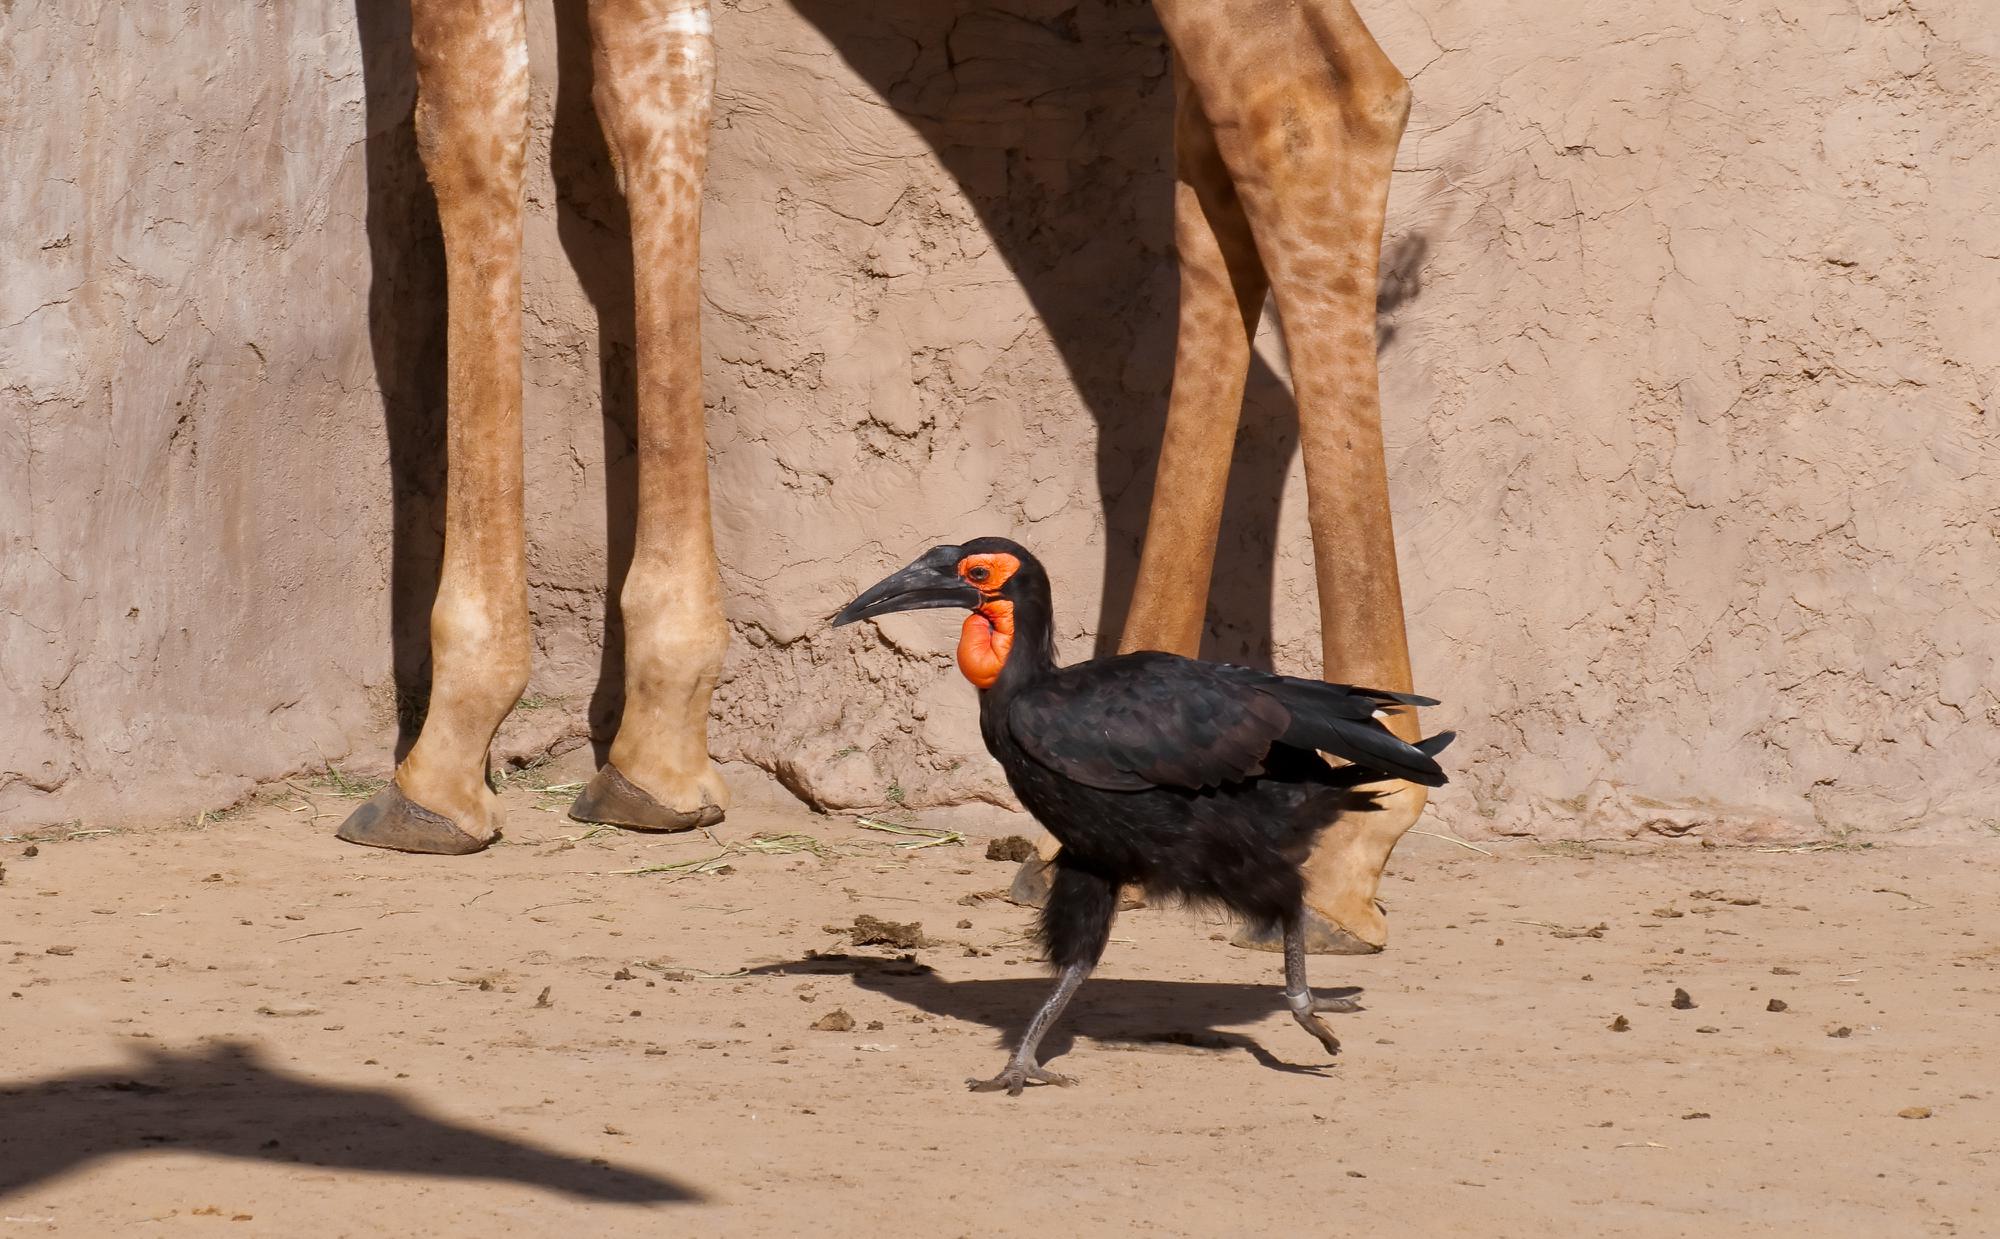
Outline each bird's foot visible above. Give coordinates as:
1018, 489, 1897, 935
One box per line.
1313, 992, 1363, 1014
1292, 1010, 1342, 1057
966, 1059, 1076, 1096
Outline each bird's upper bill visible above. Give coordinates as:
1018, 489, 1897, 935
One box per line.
830, 541, 1029, 627
832, 540, 1031, 690
831, 545, 981, 626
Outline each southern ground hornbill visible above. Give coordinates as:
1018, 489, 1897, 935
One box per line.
834, 537, 1455, 1095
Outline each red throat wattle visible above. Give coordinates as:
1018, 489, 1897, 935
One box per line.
957, 601, 1015, 690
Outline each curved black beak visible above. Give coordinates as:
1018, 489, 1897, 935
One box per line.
832, 546, 980, 627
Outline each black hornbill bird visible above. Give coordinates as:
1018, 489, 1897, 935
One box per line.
833, 537, 1455, 1095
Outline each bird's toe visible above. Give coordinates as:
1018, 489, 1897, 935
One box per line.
1293, 1011, 1343, 1056
966, 1062, 1074, 1095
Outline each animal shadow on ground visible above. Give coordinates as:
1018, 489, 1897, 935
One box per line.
749, 954, 1362, 1076
0, 1040, 697, 1204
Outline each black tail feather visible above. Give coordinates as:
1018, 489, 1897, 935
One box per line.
1317, 716, 1449, 787
1415, 730, 1457, 758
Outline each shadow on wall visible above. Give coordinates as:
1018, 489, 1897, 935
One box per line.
788, 0, 1429, 670
547, 2, 644, 763
0, 1040, 696, 1203
350, 0, 1432, 759
354, 0, 645, 765
354, 0, 447, 757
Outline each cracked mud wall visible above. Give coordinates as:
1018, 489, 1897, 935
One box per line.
5, 1, 1996, 841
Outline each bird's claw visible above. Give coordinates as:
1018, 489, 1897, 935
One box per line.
1314, 994, 1362, 1014
1293, 1011, 1342, 1056
966, 1062, 1076, 1096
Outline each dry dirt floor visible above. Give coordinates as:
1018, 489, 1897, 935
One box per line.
2, 762, 1994, 1238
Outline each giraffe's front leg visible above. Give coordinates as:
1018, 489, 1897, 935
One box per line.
568, 0, 730, 832
338, 0, 532, 855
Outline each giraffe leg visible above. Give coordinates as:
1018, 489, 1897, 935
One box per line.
567, 0, 730, 833
339, 0, 532, 855
1158, 0, 1424, 951
1009, 60, 1272, 907
1119, 56, 1270, 658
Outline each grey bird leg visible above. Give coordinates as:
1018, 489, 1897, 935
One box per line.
1284, 910, 1351, 1055
968, 960, 1092, 1095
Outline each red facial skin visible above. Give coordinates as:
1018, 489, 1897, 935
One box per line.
955, 552, 1020, 690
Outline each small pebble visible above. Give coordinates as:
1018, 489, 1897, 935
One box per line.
1766, 998, 1788, 1013
1671, 988, 1696, 1010
1608, 1015, 1631, 1032
1898, 1106, 1931, 1120
1696, 1026, 1719, 1034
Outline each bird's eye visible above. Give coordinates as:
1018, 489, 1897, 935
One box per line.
967, 565, 990, 583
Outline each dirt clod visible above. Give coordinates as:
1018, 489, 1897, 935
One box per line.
1608, 1015, 1631, 1032
534, 987, 552, 1008
1690, 890, 1760, 906
985, 836, 1036, 863
45, 945, 75, 956
1671, 988, 1696, 1010
1829, 1026, 1852, 1038
1766, 998, 1789, 1013
811, 1009, 856, 1033
1897, 1106, 1931, 1119
846, 915, 926, 949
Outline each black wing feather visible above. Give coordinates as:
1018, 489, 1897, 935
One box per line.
1006, 652, 1452, 793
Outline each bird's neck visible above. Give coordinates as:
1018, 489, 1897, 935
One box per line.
959, 594, 1055, 695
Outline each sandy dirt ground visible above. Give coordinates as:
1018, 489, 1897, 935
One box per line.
2, 762, 1993, 1238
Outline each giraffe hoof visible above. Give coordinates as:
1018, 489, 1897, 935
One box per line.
569, 762, 723, 832
1005, 854, 1056, 907
1005, 857, 1146, 910
335, 785, 491, 855
1231, 909, 1380, 956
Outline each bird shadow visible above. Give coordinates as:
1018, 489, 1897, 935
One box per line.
0, 1040, 697, 1204
748, 953, 1361, 1076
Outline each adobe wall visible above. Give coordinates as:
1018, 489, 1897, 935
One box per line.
5, 0, 1995, 843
